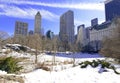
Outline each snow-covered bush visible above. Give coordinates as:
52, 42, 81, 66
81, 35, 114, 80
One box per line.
79, 60, 120, 74
98, 60, 110, 68
91, 60, 99, 68
79, 61, 92, 68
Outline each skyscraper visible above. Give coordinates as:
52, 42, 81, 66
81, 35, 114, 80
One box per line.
14, 21, 28, 36
91, 18, 98, 26
77, 25, 89, 47
105, 0, 120, 21
29, 30, 34, 35
77, 24, 84, 34
59, 10, 74, 43
34, 11, 41, 34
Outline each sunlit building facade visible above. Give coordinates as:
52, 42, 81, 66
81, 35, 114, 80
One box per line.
34, 11, 41, 35
14, 21, 28, 36
59, 10, 74, 43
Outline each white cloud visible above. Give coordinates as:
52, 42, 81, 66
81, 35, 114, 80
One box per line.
0, 4, 59, 21
0, 4, 5, 8
0, 0, 104, 11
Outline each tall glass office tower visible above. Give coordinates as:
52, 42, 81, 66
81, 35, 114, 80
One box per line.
105, 0, 120, 21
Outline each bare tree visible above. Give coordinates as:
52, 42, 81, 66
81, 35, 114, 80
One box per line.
28, 34, 42, 63
69, 43, 78, 66
41, 36, 46, 53
45, 38, 53, 53
100, 18, 120, 61
12, 35, 27, 46
34, 34, 42, 64
51, 37, 58, 65
60, 34, 70, 52
0, 31, 9, 49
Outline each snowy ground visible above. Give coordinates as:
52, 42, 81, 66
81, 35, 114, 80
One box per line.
21, 53, 120, 83
23, 66, 120, 83
0, 50, 120, 83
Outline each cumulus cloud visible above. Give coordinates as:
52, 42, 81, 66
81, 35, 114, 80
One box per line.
0, 4, 59, 21
0, 0, 104, 11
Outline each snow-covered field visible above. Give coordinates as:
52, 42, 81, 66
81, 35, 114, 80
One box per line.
0, 49, 120, 83
23, 66, 120, 83
22, 53, 120, 83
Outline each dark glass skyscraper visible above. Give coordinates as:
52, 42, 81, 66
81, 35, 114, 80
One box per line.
105, 0, 120, 21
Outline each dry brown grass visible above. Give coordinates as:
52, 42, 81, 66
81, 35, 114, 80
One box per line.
36, 62, 51, 71
4, 50, 12, 54
41, 66, 51, 71
0, 55, 8, 60
36, 60, 74, 71
0, 75, 24, 83
63, 61, 73, 65
16, 57, 29, 62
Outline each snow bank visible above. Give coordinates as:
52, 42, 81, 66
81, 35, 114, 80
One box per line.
0, 49, 120, 83
22, 54, 120, 83
7, 51, 31, 58
23, 65, 120, 83
0, 70, 7, 74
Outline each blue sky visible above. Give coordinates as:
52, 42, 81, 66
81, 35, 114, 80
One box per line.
0, 0, 105, 36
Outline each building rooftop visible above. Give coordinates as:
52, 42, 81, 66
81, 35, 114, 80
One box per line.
90, 21, 111, 30
60, 10, 73, 18
36, 11, 41, 16
105, 0, 113, 4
